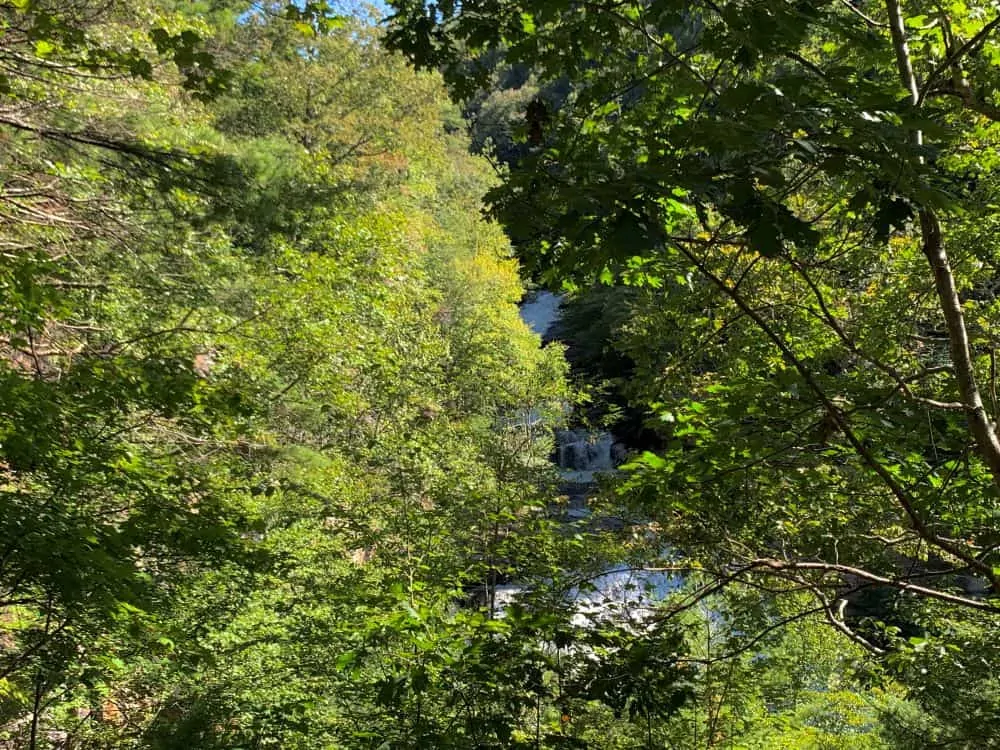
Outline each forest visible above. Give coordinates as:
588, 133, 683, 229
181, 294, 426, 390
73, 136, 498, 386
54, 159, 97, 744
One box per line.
0, 0, 998, 748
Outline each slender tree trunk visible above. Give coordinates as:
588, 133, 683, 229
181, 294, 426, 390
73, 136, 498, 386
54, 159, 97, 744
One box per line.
919, 210, 1000, 482
885, 0, 1000, 487
28, 672, 43, 750
28, 598, 52, 750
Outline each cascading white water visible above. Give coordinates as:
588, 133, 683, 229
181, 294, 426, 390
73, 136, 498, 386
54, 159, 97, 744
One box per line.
570, 565, 681, 627
555, 429, 618, 482
495, 291, 682, 620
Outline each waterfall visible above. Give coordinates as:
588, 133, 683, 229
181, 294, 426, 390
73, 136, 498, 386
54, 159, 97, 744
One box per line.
495, 290, 681, 620
555, 429, 620, 479
554, 429, 620, 520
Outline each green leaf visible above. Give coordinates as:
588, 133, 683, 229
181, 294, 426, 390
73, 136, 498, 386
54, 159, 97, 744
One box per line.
294, 21, 316, 37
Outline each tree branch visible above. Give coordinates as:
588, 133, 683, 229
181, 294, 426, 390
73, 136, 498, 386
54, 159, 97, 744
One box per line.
752, 558, 997, 612
789, 260, 964, 410
672, 238, 999, 588
839, 0, 888, 28
919, 14, 1000, 104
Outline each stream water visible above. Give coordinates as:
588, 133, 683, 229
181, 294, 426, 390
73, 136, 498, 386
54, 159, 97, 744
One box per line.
509, 291, 680, 622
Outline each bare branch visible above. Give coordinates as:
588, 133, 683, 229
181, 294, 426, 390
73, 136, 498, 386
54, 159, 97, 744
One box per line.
752, 558, 998, 612
673, 238, 999, 587
838, 0, 889, 28
789, 260, 963, 410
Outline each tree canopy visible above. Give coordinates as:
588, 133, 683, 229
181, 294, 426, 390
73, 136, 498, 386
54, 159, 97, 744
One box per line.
1, 0, 999, 747
385, 0, 1000, 745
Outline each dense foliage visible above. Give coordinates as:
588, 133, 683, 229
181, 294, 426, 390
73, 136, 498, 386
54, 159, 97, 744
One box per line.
3, 0, 998, 747
386, 0, 1000, 746
0, 2, 590, 747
